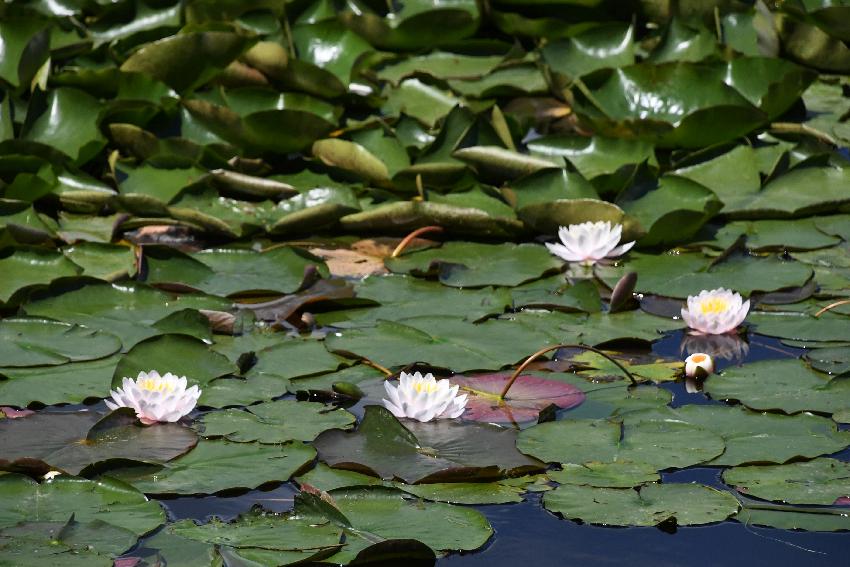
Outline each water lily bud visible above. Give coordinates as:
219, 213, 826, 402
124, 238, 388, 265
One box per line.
684, 353, 714, 379
332, 381, 364, 400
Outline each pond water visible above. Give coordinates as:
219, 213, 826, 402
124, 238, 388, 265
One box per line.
143, 332, 849, 566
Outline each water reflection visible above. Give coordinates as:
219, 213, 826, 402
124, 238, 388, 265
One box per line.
680, 332, 750, 365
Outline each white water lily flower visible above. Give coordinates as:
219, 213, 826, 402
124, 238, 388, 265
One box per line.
545, 221, 635, 266
105, 370, 201, 425
684, 353, 714, 379
681, 288, 750, 335
382, 371, 468, 422
43, 471, 62, 481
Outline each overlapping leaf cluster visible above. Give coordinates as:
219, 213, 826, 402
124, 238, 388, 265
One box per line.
2, 0, 850, 564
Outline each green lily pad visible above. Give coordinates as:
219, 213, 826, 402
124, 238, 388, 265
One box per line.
572, 62, 765, 148
112, 333, 236, 390
183, 88, 337, 154
548, 462, 660, 488
338, 199, 523, 238
543, 483, 740, 526
516, 417, 725, 469
0, 474, 164, 536
119, 30, 252, 92
704, 358, 850, 415
22, 282, 229, 350
0, 409, 198, 476
246, 339, 349, 381
316, 274, 511, 327
107, 439, 316, 494
386, 242, 560, 288
724, 458, 850, 505
542, 23, 635, 79
747, 312, 850, 343
339, 0, 480, 50
596, 252, 813, 298
313, 405, 543, 484
144, 245, 326, 297
62, 243, 135, 281
0, 518, 136, 566
324, 315, 557, 372
0, 318, 120, 367
526, 135, 656, 181
619, 175, 721, 247
0, 355, 120, 407
23, 88, 106, 165
626, 406, 850, 466
199, 400, 355, 443
316, 486, 492, 558
735, 504, 850, 532
0, 248, 81, 304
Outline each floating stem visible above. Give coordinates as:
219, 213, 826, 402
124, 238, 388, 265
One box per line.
499, 344, 637, 400
390, 225, 444, 258
814, 299, 850, 318
359, 357, 393, 377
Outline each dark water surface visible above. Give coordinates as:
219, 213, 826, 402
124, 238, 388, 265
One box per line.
152, 332, 850, 566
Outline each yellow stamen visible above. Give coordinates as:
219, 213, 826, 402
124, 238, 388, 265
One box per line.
691, 354, 706, 363
699, 298, 728, 315
413, 381, 438, 394
139, 378, 174, 393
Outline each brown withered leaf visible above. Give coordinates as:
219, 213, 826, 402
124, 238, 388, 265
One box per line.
308, 237, 437, 278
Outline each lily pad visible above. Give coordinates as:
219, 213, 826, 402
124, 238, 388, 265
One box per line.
704, 359, 850, 415
625, 406, 850, 466
0, 318, 120, 368
112, 333, 237, 389
107, 439, 316, 494
596, 252, 813, 298
317, 274, 511, 327
449, 372, 586, 424
325, 315, 557, 372
0, 518, 136, 566
314, 406, 543, 484
723, 458, 850, 505
517, 417, 725, 469
548, 462, 660, 488
0, 409, 198, 476
386, 242, 561, 288
144, 245, 326, 297
0, 474, 164, 536
0, 248, 81, 304
199, 400, 355, 443
22, 282, 230, 349
0, 355, 120, 407
543, 483, 740, 527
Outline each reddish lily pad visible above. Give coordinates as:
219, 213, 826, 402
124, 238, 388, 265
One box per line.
451, 372, 585, 424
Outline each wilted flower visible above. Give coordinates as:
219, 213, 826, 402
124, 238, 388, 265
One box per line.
681, 288, 750, 335
545, 221, 635, 266
684, 353, 714, 379
105, 370, 201, 425
382, 371, 468, 422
